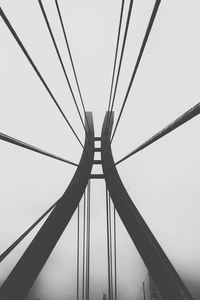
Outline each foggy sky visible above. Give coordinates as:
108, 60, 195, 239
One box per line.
0, 0, 200, 299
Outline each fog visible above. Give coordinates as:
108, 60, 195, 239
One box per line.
0, 0, 200, 299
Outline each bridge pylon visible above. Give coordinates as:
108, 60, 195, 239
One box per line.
0, 112, 194, 300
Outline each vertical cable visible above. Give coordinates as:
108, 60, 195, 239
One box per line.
143, 282, 146, 300
88, 180, 91, 300
85, 189, 88, 300
85, 180, 91, 300
106, 188, 111, 300
108, 195, 114, 300
77, 205, 80, 300
82, 192, 86, 300
113, 207, 117, 300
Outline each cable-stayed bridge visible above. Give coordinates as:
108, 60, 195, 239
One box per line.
0, 1, 200, 299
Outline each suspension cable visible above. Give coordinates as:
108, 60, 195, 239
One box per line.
111, 0, 161, 143
108, 194, 114, 300
82, 192, 86, 300
143, 282, 146, 300
107, 0, 125, 113
38, 0, 87, 135
85, 180, 91, 300
0, 200, 58, 263
54, 0, 89, 129
113, 207, 117, 300
77, 204, 80, 300
106, 188, 111, 300
115, 102, 200, 165
109, 0, 134, 116
0, 7, 83, 148
0, 131, 78, 167
106, 188, 114, 300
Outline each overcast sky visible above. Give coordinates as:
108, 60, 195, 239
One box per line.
0, 0, 200, 299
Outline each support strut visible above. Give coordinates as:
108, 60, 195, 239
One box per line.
101, 112, 194, 300
0, 112, 94, 300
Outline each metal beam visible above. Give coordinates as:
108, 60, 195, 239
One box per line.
93, 160, 102, 164
90, 174, 104, 179
101, 112, 194, 300
94, 148, 101, 152
0, 112, 94, 300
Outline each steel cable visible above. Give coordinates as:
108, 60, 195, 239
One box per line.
54, 0, 89, 130
77, 205, 80, 300
82, 192, 86, 300
109, 0, 134, 116
107, 0, 125, 114
0, 7, 83, 148
113, 207, 117, 300
106, 188, 111, 300
0, 201, 58, 263
0, 131, 78, 166
116, 102, 200, 165
38, 0, 87, 135
111, 0, 161, 142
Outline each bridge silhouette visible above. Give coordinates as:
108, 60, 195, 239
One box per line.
0, 1, 200, 300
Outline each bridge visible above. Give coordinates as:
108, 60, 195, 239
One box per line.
0, 1, 200, 300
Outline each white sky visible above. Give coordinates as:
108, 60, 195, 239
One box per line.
0, 0, 200, 299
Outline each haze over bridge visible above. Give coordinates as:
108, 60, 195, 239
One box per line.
0, 1, 200, 299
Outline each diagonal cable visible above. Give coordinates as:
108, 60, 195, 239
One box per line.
115, 102, 200, 165
0, 200, 57, 263
109, 0, 134, 116
0, 7, 83, 148
111, 0, 161, 143
0, 131, 78, 166
38, 0, 87, 135
54, 0, 89, 129
107, 0, 125, 113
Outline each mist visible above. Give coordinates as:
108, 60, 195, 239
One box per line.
0, 0, 200, 299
